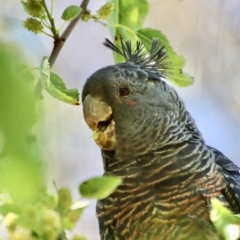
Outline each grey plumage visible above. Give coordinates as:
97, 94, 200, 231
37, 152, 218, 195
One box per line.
82, 38, 240, 240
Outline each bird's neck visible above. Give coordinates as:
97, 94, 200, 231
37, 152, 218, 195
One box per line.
102, 140, 216, 190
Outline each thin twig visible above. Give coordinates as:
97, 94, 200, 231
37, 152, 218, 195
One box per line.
50, 0, 54, 16
42, 30, 54, 38
35, 0, 90, 98
41, 0, 58, 37
48, 0, 90, 67
41, 18, 51, 29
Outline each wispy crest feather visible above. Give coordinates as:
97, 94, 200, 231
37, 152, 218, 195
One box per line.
103, 38, 171, 79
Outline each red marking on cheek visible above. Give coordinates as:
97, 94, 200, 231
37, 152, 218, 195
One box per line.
129, 101, 137, 106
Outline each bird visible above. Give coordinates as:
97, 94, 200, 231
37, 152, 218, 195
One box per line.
82, 38, 240, 240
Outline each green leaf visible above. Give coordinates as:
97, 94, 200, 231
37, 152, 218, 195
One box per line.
210, 198, 240, 240
63, 208, 83, 230
62, 200, 88, 230
111, 28, 139, 63
39, 57, 80, 105
0, 42, 43, 205
57, 188, 72, 215
61, 5, 82, 22
39, 56, 50, 87
92, 130, 99, 140
21, 1, 30, 15
72, 235, 87, 240
136, 28, 194, 86
109, 0, 148, 30
79, 176, 122, 199
48, 72, 80, 105
108, 0, 148, 63
0, 203, 21, 216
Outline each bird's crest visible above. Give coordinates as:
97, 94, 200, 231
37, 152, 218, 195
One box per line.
103, 38, 171, 79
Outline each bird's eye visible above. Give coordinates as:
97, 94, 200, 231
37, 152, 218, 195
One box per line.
119, 88, 129, 96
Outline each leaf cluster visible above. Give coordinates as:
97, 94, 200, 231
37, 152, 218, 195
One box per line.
21, 0, 82, 37
107, 0, 193, 86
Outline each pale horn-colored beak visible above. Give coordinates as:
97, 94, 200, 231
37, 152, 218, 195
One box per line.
83, 94, 116, 150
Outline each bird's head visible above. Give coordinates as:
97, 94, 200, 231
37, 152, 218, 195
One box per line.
82, 39, 199, 157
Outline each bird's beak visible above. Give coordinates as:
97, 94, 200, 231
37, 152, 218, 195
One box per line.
83, 94, 116, 150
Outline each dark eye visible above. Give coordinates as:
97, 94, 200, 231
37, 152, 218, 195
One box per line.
119, 88, 129, 96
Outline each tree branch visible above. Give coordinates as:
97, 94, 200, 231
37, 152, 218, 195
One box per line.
41, 0, 58, 37
35, 0, 90, 98
49, 0, 90, 67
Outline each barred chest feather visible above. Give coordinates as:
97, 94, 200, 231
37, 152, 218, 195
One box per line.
81, 38, 240, 240
97, 145, 226, 240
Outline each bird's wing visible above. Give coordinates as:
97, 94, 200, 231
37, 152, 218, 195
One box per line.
209, 146, 240, 172
208, 145, 240, 213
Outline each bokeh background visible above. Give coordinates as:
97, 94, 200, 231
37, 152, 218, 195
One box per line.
1, 0, 240, 239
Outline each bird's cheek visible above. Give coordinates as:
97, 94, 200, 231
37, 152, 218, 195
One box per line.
128, 100, 137, 106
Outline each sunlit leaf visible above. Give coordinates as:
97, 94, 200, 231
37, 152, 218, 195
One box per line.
79, 176, 122, 199
210, 198, 240, 240
70, 200, 89, 210
136, 28, 194, 86
109, 0, 148, 30
39, 57, 80, 105
108, 0, 148, 63
61, 5, 82, 22
0, 42, 43, 205
47, 72, 80, 105
63, 208, 84, 230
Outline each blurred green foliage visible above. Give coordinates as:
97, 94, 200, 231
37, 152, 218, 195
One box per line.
0, 42, 43, 205
137, 28, 194, 86
79, 176, 122, 199
211, 199, 240, 240
0, 40, 124, 240
0, 42, 87, 240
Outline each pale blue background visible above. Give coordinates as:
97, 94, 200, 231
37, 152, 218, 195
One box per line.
0, 0, 240, 239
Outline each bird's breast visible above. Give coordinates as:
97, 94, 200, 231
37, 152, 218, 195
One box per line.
98, 144, 226, 239
97, 168, 224, 240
